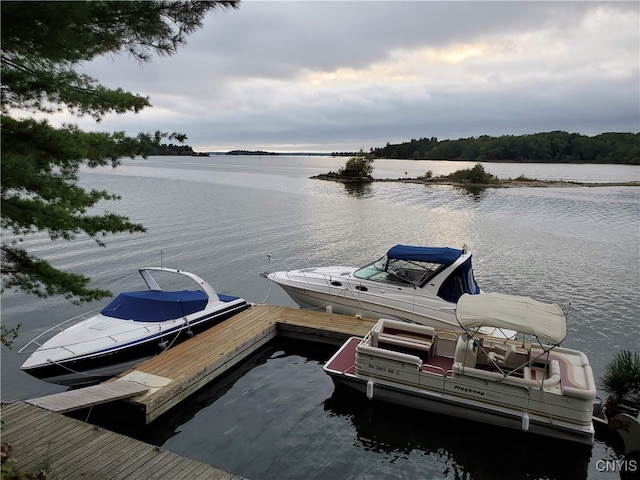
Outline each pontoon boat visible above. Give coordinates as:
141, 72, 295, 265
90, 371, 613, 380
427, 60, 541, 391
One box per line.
323, 293, 597, 445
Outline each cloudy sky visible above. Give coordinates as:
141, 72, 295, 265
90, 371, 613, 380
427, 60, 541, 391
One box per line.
76, 1, 638, 153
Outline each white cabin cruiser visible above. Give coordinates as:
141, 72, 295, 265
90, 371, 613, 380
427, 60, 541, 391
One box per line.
20, 267, 250, 386
324, 293, 597, 445
267, 245, 511, 337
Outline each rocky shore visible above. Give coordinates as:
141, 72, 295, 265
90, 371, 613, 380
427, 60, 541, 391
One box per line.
311, 174, 640, 188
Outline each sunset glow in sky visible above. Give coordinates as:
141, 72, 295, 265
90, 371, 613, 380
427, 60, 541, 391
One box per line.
64, 1, 639, 152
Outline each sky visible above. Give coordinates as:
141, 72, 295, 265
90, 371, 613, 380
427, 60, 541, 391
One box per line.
72, 1, 638, 153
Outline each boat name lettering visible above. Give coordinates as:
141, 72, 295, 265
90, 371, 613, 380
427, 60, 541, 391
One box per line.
368, 364, 396, 375
454, 385, 485, 396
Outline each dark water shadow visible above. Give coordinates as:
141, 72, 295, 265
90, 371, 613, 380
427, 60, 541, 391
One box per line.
324, 387, 593, 480
71, 338, 335, 445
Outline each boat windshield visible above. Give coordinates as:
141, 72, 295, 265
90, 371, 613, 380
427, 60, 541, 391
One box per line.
353, 257, 389, 282
353, 256, 440, 286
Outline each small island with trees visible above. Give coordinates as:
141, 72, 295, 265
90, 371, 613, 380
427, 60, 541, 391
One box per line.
313, 152, 640, 189
312, 150, 375, 183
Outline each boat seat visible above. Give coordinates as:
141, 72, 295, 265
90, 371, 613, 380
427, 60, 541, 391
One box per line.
490, 344, 530, 370
377, 333, 431, 352
372, 319, 434, 353
454, 335, 477, 368
433, 331, 457, 358
489, 344, 515, 366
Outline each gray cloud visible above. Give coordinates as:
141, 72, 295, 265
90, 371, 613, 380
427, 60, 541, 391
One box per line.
72, 1, 639, 152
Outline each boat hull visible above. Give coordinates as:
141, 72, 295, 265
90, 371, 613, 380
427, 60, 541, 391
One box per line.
276, 281, 456, 327
274, 280, 513, 338
326, 370, 595, 446
21, 301, 250, 386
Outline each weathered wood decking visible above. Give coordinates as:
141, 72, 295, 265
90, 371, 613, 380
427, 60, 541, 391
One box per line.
1, 401, 243, 479
112, 304, 375, 423
25, 380, 148, 413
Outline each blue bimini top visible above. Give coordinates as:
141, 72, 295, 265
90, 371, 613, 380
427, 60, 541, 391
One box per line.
101, 290, 209, 322
386, 245, 463, 265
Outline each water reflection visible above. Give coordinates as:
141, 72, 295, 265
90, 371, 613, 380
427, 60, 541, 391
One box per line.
324, 388, 592, 480
342, 181, 373, 198
452, 184, 491, 201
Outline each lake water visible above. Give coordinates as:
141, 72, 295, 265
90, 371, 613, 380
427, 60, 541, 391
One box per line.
2, 156, 639, 479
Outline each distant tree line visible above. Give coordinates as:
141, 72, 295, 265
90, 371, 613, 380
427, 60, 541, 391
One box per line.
371, 131, 640, 165
331, 151, 359, 157
226, 150, 279, 155
150, 143, 195, 155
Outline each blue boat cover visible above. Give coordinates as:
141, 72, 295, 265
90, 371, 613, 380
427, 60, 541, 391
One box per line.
218, 294, 240, 303
101, 290, 209, 322
386, 245, 463, 265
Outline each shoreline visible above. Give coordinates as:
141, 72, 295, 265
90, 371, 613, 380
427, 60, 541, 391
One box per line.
311, 174, 640, 188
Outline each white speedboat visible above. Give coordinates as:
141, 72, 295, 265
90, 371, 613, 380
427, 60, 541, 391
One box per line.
266, 245, 512, 335
324, 293, 597, 445
20, 267, 250, 386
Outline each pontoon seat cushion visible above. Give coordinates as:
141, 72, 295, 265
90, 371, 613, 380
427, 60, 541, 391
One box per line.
454, 336, 477, 368
489, 344, 516, 367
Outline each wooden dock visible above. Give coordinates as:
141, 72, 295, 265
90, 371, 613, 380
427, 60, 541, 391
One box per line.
12, 305, 376, 479
1, 401, 243, 479
112, 304, 376, 423
21, 305, 375, 424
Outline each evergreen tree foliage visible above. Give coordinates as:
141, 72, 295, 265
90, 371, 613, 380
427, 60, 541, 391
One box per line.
372, 131, 640, 164
1, 1, 238, 312
444, 163, 499, 184
338, 150, 375, 179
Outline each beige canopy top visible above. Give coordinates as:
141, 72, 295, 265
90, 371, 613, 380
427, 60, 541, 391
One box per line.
456, 293, 567, 345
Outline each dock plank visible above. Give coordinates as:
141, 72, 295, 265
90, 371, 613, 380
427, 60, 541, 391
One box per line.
53, 430, 128, 476
98, 446, 159, 479
166, 461, 202, 480
0, 402, 63, 437
80, 440, 153, 480
143, 453, 195, 480
277, 307, 375, 344
49, 431, 124, 478
1, 402, 243, 480
17, 421, 109, 472
125, 450, 175, 480
10, 417, 90, 468
25, 380, 148, 413
175, 463, 212, 480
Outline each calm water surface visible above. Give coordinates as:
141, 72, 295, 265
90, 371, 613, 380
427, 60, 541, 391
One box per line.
2, 156, 639, 479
